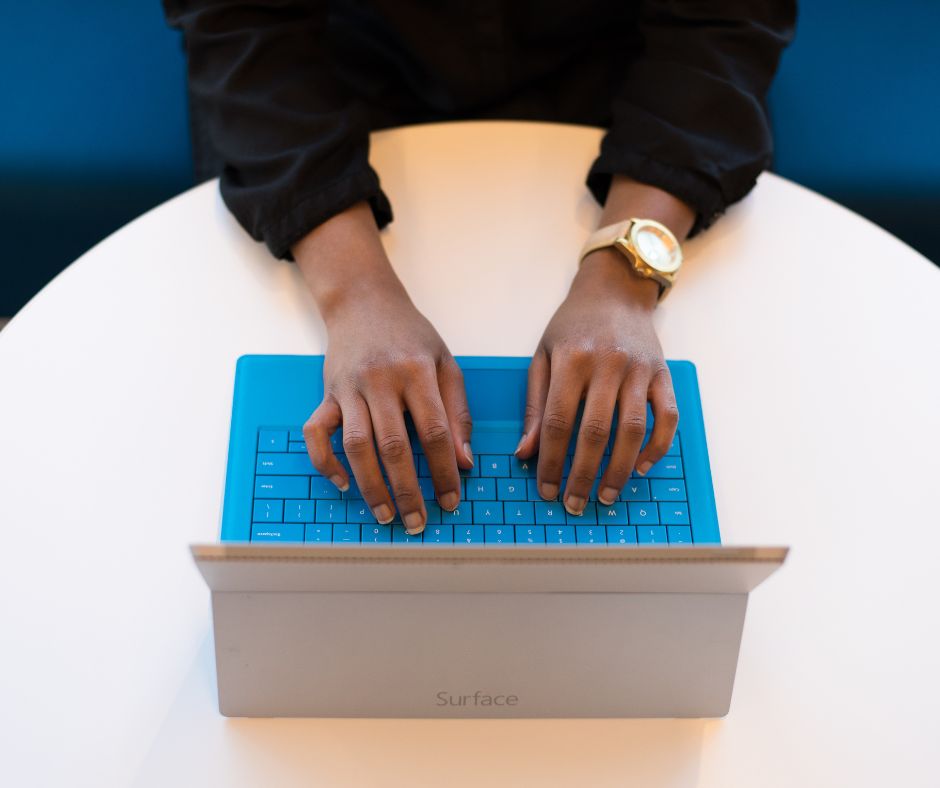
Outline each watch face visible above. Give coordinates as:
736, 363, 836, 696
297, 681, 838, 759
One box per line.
630, 220, 682, 274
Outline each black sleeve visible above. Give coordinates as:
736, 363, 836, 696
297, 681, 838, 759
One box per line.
587, 1, 796, 235
164, 0, 392, 259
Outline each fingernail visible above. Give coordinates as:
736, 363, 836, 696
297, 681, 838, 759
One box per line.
636, 461, 652, 476
540, 482, 559, 500
599, 487, 619, 505
439, 491, 459, 512
463, 442, 474, 466
514, 433, 527, 456
564, 495, 585, 515
373, 503, 394, 524
404, 511, 426, 535
330, 474, 349, 492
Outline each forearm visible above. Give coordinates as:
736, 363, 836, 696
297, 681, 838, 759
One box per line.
292, 201, 409, 323
600, 175, 695, 241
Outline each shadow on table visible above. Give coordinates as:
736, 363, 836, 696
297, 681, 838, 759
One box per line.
133, 637, 712, 788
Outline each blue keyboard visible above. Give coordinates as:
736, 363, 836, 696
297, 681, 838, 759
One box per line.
251, 425, 692, 545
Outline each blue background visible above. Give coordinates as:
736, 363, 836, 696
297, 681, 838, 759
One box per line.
1, 1, 938, 316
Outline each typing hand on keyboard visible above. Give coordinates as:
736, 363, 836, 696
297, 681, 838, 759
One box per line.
294, 210, 474, 537
515, 245, 680, 517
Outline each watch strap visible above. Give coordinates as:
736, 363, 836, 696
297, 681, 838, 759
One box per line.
578, 219, 634, 265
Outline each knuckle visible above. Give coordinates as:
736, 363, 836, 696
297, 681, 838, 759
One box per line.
391, 486, 420, 507
341, 430, 372, 456
421, 420, 451, 450
377, 433, 408, 461
569, 470, 595, 487
603, 460, 631, 481
452, 408, 473, 434
543, 412, 571, 441
619, 414, 647, 440
579, 418, 611, 446
660, 403, 680, 426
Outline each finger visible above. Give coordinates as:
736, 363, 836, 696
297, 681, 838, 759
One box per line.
405, 369, 461, 512
303, 396, 349, 492
338, 393, 395, 525
438, 358, 474, 469
598, 378, 649, 505
517, 349, 550, 459
536, 359, 583, 500
369, 396, 427, 534
564, 374, 618, 515
634, 366, 679, 476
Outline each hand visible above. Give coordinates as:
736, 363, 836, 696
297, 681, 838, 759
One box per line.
515, 249, 679, 513
293, 203, 473, 534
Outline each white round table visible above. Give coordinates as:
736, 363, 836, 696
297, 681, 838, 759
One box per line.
2, 122, 938, 787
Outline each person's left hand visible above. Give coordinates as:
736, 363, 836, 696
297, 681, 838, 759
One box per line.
514, 248, 679, 514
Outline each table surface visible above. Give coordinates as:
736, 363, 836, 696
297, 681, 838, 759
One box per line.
1, 121, 939, 788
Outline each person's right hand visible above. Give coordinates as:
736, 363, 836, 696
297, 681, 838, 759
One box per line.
293, 202, 473, 535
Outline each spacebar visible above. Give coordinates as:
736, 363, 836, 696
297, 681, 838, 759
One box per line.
467, 427, 522, 454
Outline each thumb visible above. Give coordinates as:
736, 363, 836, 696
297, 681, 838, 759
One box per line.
517, 349, 549, 458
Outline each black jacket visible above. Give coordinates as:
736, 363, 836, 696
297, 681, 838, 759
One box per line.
164, 1, 795, 258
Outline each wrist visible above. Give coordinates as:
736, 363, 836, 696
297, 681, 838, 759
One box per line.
292, 202, 409, 324
574, 249, 659, 312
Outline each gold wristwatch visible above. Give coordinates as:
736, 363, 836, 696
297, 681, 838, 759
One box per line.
578, 218, 683, 301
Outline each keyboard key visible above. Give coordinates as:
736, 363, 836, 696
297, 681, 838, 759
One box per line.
289, 429, 305, 442
526, 479, 543, 500
283, 500, 315, 523
417, 455, 432, 477
251, 522, 303, 542
329, 430, 344, 453
485, 525, 514, 543
660, 503, 690, 525
576, 525, 606, 544
288, 441, 307, 453
628, 502, 660, 525
346, 501, 377, 524
650, 479, 687, 502
258, 430, 288, 452
425, 502, 443, 525
473, 501, 503, 524
344, 478, 363, 500
534, 502, 565, 524
441, 505, 472, 525
647, 457, 683, 478
304, 524, 332, 542
509, 457, 536, 477
504, 501, 536, 524
417, 477, 436, 500
637, 525, 668, 544
392, 524, 423, 543
497, 478, 526, 501
460, 463, 481, 478
546, 525, 576, 544
467, 478, 496, 500
362, 524, 391, 543
467, 431, 520, 454
256, 453, 316, 475
606, 525, 637, 544
480, 455, 509, 477
454, 525, 484, 544
333, 524, 360, 542
666, 432, 681, 456
565, 503, 598, 524
621, 480, 650, 501
253, 499, 283, 522
255, 476, 309, 499
424, 525, 454, 543
515, 525, 545, 543
315, 500, 346, 523
597, 502, 628, 525
309, 477, 341, 499
667, 525, 692, 543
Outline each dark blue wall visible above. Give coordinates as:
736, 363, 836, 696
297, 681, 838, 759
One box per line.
1, 2, 938, 316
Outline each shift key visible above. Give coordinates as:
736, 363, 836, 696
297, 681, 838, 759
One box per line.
255, 476, 309, 499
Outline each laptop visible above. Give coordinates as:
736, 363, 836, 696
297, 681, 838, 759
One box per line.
192, 355, 786, 717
